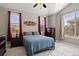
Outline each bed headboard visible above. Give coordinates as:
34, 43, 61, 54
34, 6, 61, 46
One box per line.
23, 32, 39, 36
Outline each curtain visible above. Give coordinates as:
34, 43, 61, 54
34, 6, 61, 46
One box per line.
60, 16, 63, 40
7, 11, 12, 41
44, 17, 46, 36
38, 16, 41, 34
59, 15, 62, 40
19, 13, 23, 41
60, 16, 62, 40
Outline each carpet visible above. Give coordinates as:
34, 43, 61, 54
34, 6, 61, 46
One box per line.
4, 41, 79, 56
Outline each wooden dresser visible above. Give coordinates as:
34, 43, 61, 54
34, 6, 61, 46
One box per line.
0, 36, 6, 56
46, 28, 55, 41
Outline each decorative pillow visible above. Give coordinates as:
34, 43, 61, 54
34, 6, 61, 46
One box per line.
23, 32, 32, 36
32, 32, 39, 35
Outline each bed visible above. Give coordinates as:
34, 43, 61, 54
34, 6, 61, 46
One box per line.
23, 32, 55, 56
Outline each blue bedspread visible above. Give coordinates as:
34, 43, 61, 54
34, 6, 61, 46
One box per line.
23, 35, 55, 56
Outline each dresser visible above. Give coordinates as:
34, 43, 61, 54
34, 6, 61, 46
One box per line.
0, 36, 6, 56
46, 28, 55, 41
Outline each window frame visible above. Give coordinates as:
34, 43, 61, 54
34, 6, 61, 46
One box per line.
10, 12, 20, 37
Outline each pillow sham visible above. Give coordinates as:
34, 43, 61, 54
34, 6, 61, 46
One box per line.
32, 32, 39, 35
23, 32, 32, 36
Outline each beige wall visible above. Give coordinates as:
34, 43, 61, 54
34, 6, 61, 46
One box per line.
0, 7, 38, 37
48, 15, 56, 28
0, 7, 48, 37
47, 14, 58, 40
0, 7, 8, 36
22, 12, 38, 32
48, 14, 61, 40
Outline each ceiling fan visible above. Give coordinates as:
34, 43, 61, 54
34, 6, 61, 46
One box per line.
33, 3, 47, 8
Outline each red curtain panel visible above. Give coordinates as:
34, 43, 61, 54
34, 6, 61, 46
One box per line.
44, 17, 46, 36
19, 13, 23, 41
38, 16, 41, 34
7, 11, 12, 41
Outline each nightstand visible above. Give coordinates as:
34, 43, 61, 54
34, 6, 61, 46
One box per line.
46, 28, 55, 41
11, 37, 22, 48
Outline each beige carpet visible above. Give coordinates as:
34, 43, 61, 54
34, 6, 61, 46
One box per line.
4, 41, 79, 56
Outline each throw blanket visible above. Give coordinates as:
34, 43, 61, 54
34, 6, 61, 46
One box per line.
23, 35, 55, 56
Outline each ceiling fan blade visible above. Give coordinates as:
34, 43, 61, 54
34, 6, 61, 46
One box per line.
33, 3, 38, 7
43, 3, 47, 8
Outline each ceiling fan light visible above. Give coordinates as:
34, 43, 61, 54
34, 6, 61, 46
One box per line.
33, 0, 46, 9
37, 0, 44, 3
34, 3, 43, 9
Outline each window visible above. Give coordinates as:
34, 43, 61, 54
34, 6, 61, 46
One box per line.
63, 10, 79, 38
40, 17, 44, 35
10, 12, 20, 37
64, 12, 75, 36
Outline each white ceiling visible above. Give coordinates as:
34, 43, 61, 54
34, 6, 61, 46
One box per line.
0, 3, 69, 16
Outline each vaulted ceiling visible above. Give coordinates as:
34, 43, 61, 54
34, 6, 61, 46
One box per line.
0, 3, 69, 16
